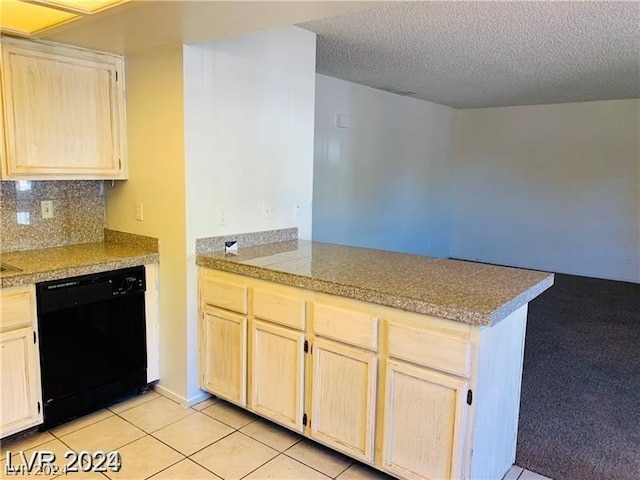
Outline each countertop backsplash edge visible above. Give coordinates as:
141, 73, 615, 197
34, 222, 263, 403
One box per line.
196, 227, 298, 254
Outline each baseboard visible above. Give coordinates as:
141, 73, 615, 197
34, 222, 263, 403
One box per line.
154, 384, 212, 407
154, 384, 189, 406
449, 256, 640, 284
186, 390, 212, 407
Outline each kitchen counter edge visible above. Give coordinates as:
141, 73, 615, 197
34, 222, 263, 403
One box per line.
1, 245, 159, 288
196, 255, 554, 327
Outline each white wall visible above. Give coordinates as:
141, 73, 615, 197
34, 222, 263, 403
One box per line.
451, 99, 640, 282
106, 26, 317, 404
313, 75, 455, 257
312, 78, 639, 283
105, 45, 188, 398
182, 26, 317, 400
184, 26, 315, 243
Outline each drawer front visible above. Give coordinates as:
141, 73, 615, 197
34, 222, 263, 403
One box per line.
253, 289, 305, 331
0, 287, 34, 332
201, 277, 248, 314
388, 323, 471, 378
313, 303, 378, 351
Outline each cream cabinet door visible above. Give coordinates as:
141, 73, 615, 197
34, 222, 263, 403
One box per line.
201, 307, 247, 407
310, 338, 377, 463
1, 327, 42, 438
250, 320, 305, 431
1, 39, 126, 179
382, 359, 469, 480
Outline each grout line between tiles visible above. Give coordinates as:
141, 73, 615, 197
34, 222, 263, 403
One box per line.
138, 453, 184, 480
95, 433, 185, 480
237, 422, 304, 453
332, 462, 353, 479
55, 415, 136, 444
131, 431, 187, 461
140, 458, 189, 480
57, 428, 145, 459
185, 429, 271, 480
49, 410, 116, 439
107, 395, 159, 415
234, 450, 280, 480
254, 434, 303, 453
0, 431, 55, 454
162, 427, 238, 459
280, 445, 353, 480
198, 408, 258, 431
114, 398, 197, 434
182, 456, 227, 480
234, 430, 278, 453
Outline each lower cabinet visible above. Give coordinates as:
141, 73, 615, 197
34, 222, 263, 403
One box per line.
250, 320, 305, 431
199, 269, 527, 480
1, 286, 43, 438
201, 306, 247, 407
1, 328, 41, 437
382, 359, 469, 480
310, 338, 377, 463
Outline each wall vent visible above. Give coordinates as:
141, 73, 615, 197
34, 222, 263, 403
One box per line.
376, 86, 417, 97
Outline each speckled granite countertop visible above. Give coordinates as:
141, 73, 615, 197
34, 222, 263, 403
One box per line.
196, 240, 554, 326
1, 242, 159, 288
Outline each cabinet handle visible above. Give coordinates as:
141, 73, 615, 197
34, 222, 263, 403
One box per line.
304, 340, 309, 353
33, 331, 37, 344
467, 389, 473, 406
37, 401, 41, 414
302, 413, 307, 426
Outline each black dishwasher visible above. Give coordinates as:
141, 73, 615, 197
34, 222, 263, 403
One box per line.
36, 266, 147, 429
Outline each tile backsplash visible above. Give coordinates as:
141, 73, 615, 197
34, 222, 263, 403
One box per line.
0, 181, 105, 252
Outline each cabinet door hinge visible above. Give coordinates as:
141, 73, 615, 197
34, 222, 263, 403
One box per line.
115, 70, 118, 82
467, 389, 473, 406
303, 340, 308, 353
33, 331, 37, 344
118, 158, 121, 170
302, 413, 307, 427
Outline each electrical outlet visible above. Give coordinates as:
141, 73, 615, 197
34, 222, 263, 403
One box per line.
217, 207, 228, 225
263, 203, 275, 220
41, 200, 53, 219
135, 201, 144, 221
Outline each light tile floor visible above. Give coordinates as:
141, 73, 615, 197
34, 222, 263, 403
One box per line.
1, 390, 552, 480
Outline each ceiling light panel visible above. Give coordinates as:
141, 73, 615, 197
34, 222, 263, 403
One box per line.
0, 0, 80, 35
29, 0, 125, 15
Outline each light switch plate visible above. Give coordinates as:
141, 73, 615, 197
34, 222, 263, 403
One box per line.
135, 201, 144, 221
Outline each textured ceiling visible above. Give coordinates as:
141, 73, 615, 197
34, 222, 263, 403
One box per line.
299, 1, 640, 108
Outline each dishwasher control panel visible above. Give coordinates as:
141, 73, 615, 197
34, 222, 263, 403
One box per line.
37, 266, 146, 312
111, 273, 145, 296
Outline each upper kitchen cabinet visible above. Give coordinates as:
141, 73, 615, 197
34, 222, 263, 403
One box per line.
0, 37, 127, 180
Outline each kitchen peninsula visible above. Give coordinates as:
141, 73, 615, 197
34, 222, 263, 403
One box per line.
196, 239, 553, 480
